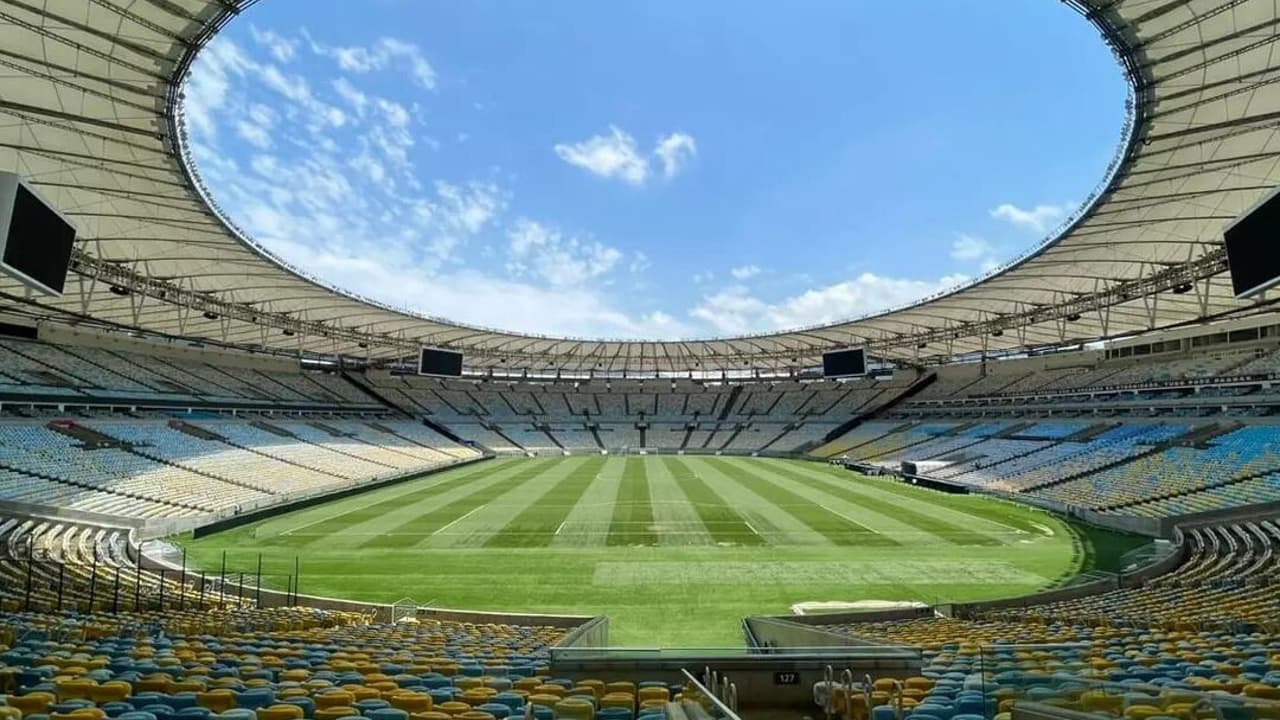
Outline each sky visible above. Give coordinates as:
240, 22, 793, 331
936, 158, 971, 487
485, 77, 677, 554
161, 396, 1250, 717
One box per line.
184, 0, 1128, 340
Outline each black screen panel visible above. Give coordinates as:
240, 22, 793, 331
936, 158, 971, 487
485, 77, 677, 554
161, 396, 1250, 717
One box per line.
418, 347, 463, 377
2, 184, 76, 295
1225, 188, 1280, 297
823, 348, 866, 377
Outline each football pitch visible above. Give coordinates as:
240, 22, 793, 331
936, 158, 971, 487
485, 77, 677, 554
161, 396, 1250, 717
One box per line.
178, 455, 1118, 646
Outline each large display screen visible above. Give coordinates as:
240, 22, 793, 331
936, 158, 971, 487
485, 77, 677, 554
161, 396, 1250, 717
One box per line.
0, 174, 76, 295
1225, 185, 1280, 298
822, 348, 866, 377
418, 347, 463, 377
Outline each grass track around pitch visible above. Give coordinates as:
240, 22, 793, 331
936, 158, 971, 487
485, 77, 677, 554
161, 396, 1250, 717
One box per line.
179, 455, 1145, 646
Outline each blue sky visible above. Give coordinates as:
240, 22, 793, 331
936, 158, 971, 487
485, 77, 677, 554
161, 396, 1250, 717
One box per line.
185, 0, 1128, 339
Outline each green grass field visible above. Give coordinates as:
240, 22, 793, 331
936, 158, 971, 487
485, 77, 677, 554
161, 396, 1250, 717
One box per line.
178, 455, 1135, 646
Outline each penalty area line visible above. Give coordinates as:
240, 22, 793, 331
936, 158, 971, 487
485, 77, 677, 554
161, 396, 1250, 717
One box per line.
431, 506, 484, 538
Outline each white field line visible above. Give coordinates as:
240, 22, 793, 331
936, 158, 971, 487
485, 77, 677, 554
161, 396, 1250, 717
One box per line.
282, 503, 377, 537
554, 520, 567, 536
820, 504, 881, 535
742, 519, 762, 539
430, 505, 485, 537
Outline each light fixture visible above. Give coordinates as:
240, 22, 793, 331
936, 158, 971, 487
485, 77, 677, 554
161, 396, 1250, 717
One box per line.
108, 285, 130, 296
202, 311, 219, 320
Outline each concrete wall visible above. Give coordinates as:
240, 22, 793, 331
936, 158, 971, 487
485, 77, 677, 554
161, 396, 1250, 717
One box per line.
0, 500, 145, 530
548, 651, 920, 709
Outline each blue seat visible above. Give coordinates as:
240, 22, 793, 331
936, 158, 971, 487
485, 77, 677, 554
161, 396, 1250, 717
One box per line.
283, 697, 314, 718
477, 704, 510, 719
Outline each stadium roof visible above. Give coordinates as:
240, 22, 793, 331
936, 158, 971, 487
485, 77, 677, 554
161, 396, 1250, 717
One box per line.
0, 0, 1278, 373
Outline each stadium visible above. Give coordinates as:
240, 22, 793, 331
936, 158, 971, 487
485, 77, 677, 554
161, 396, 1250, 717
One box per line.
2, 1, 1280, 720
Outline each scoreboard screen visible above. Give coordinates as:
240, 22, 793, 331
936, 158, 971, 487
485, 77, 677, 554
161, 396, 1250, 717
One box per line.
418, 347, 463, 377
822, 348, 866, 378
1225, 184, 1280, 298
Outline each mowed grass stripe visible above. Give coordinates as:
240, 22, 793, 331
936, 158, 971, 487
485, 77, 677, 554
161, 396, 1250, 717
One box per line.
762, 461, 1002, 545
705, 458, 898, 547
660, 457, 764, 546
607, 457, 656, 546
281, 460, 511, 539
484, 457, 608, 548
361, 459, 558, 549
834, 469, 1042, 535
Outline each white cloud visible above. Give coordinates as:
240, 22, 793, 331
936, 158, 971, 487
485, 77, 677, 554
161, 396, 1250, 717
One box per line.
949, 233, 992, 262
183, 31, 717, 340
306, 34, 437, 90
507, 219, 623, 287
332, 77, 369, 115
554, 126, 650, 186
730, 264, 761, 280
235, 103, 276, 149
183, 37, 253, 138
690, 273, 970, 335
249, 26, 297, 63
554, 126, 698, 185
990, 202, 1075, 234
655, 132, 697, 177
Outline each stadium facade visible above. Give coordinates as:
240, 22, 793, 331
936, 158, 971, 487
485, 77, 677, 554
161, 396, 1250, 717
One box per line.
0, 1, 1277, 373
4, 5, 1280, 719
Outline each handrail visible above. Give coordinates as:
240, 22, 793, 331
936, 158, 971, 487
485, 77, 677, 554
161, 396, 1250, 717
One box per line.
681, 668, 744, 720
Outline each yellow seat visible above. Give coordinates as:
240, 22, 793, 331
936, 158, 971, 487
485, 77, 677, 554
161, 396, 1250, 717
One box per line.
578, 680, 606, 699
257, 705, 305, 720
638, 688, 669, 704
436, 702, 472, 716
316, 692, 355, 710
347, 687, 381, 702
461, 689, 496, 707
904, 677, 934, 691
0, 706, 21, 720
513, 679, 541, 693
1124, 706, 1165, 720
526, 695, 560, 710
315, 707, 359, 720
601, 693, 634, 712
456, 713, 493, 720
390, 694, 433, 713
55, 680, 97, 702
605, 682, 635, 696
1080, 691, 1123, 713
1245, 684, 1280, 700
88, 682, 132, 704
554, 699, 594, 720
51, 710, 105, 720
531, 685, 563, 699
411, 713, 452, 720
197, 690, 238, 713
135, 675, 174, 694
